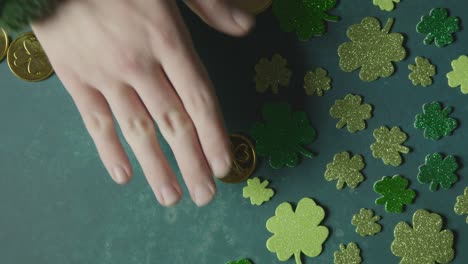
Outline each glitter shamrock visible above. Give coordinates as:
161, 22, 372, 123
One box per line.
418, 153, 459, 192
370, 126, 410, 166
374, 175, 416, 213
334, 242, 362, 264
414, 102, 457, 141
417, 8, 460, 48
242, 177, 275, 206
251, 102, 316, 169
254, 54, 292, 94
272, 0, 340, 41
447, 55, 468, 94
373, 0, 400, 11
454, 187, 468, 223
338, 17, 406, 82
304, 67, 331, 96
351, 208, 382, 236
330, 94, 372, 133
325, 152, 365, 190
226, 259, 252, 264
266, 198, 329, 264
391, 209, 455, 264
408, 56, 436, 87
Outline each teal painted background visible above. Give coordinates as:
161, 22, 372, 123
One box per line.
0, 0, 467, 263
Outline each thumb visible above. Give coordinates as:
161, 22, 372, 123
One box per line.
184, 0, 255, 37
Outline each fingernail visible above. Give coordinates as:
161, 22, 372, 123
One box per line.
210, 154, 232, 178
231, 8, 255, 32
160, 184, 181, 207
193, 184, 216, 207
112, 166, 129, 184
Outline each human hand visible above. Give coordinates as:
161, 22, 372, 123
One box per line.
31, 0, 254, 207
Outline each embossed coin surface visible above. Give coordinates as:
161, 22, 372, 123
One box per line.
220, 134, 257, 184
231, 0, 272, 15
7, 32, 54, 82
0, 27, 8, 61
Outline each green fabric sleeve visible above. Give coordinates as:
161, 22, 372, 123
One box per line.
0, 0, 62, 31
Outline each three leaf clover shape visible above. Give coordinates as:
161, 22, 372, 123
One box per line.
330, 94, 372, 133
370, 126, 410, 166
266, 198, 329, 264
304, 67, 331, 96
414, 102, 457, 141
251, 102, 316, 169
351, 208, 382, 236
13, 36, 52, 76
374, 175, 416, 213
454, 187, 468, 224
272, 0, 340, 41
254, 54, 292, 94
408, 56, 436, 87
447, 55, 468, 94
418, 153, 459, 192
373, 0, 400, 12
242, 177, 274, 206
391, 210, 455, 263
338, 17, 406, 82
333, 242, 362, 264
325, 151, 365, 189
417, 8, 460, 47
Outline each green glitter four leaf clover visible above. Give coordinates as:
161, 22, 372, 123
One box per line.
226, 259, 252, 264
334, 242, 362, 264
255, 54, 292, 94
418, 153, 459, 192
338, 17, 406, 82
374, 175, 416, 213
417, 8, 460, 48
351, 208, 382, 236
414, 102, 457, 141
370, 126, 410, 166
304, 67, 331, 96
251, 102, 316, 169
373, 0, 400, 11
266, 198, 329, 264
454, 187, 468, 224
447, 55, 468, 94
242, 177, 274, 206
272, 0, 340, 41
391, 209, 455, 264
330, 94, 372, 133
408, 56, 436, 87
325, 152, 365, 190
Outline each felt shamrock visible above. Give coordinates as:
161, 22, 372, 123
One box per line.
373, 0, 400, 12
454, 187, 468, 223
351, 208, 382, 236
408, 56, 436, 87
447, 55, 468, 94
272, 0, 340, 41
417, 8, 460, 48
418, 153, 459, 192
333, 242, 362, 264
242, 177, 275, 206
330, 94, 372, 133
226, 259, 252, 264
254, 54, 291, 94
370, 126, 410, 166
304, 67, 331, 96
325, 151, 365, 190
266, 198, 329, 264
251, 102, 316, 169
414, 102, 457, 141
374, 175, 416, 213
391, 210, 454, 264
338, 17, 406, 82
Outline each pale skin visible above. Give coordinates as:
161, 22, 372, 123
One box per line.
31, 0, 254, 207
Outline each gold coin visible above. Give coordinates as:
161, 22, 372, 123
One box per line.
220, 134, 257, 184
231, 0, 272, 15
0, 27, 8, 61
7, 32, 54, 82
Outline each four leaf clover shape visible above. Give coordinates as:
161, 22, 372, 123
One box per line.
374, 175, 416, 213
254, 54, 292, 94
414, 102, 457, 141
330, 94, 373, 133
351, 208, 382, 236
304, 67, 331, 96
417, 8, 460, 47
243, 177, 275, 206
333, 242, 362, 264
418, 153, 459, 192
408, 56, 436, 87
447, 55, 468, 94
373, 0, 400, 12
454, 187, 468, 224
325, 151, 365, 189
370, 126, 410, 166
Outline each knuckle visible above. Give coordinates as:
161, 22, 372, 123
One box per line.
158, 109, 194, 140
185, 91, 216, 117
151, 26, 182, 52
82, 112, 114, 137
116, 49, 146, 75
121, 117, 156, 139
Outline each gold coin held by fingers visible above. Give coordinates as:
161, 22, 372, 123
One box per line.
231, 0, 272, 15
0, 27, 8, 61
7, 32, 54, 82
220, 134, 257, 184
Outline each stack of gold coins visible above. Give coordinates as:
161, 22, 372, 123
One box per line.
220, 134, 258, 184
0, 27, 8, 62
231, 0, 272, 15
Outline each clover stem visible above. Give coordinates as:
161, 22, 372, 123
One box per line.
294, 252, 302, 264
382, 18, 395, 34
298, 146, 315, 158
324, 14, 341, 22
397, 145, 410, 154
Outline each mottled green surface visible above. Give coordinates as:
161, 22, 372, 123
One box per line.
0, 1, 467, 263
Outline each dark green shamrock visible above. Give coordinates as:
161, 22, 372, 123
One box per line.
272, 0, 340, 41
226, 259, 252, 264
251, 102, 316, 169
417, 8, 460, 47
414, 102, 457, 141
374, 175, 416, 213
418, 153, 458, 192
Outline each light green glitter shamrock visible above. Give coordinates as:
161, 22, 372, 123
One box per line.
414, 102, 457, 141
266, 198, 329, 264
334, 242, 362, 264
417, 8, 460, 48
330, 94, 372, 133
418, 153, 459, 192
304, 67, 331, 96
325, 152, 365, 190
351, 208, 382, 236
408, 56, 436, 87
447, 55, 468, 94
454, 187, 468, 224
243, 177, 274, 206
254, 54, 292, 94
374, 175, 416, 213
226, 259, 252, 264
391, 209, 454, 264
370, 126, 410, 166
373, 0, 400, 11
